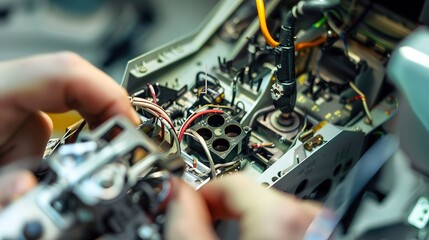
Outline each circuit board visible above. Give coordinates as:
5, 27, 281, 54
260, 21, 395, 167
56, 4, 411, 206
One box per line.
118, 0, 409, 201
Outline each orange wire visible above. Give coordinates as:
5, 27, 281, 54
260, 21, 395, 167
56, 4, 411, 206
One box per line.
256, 0, 279, 47
295, 37, 327, 51
256, 0, 327, 50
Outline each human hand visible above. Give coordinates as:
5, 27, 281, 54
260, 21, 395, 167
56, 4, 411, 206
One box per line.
166, 173, 321, 240
0, 52, 139, 207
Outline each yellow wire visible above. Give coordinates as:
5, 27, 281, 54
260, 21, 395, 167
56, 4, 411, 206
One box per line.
195, 104, 235, 113
256, 0, 279, 47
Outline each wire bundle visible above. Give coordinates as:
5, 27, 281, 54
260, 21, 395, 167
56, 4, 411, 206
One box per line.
130, 96, 180, 154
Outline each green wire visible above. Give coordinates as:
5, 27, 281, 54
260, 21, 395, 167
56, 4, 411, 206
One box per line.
313, 17, 327, 28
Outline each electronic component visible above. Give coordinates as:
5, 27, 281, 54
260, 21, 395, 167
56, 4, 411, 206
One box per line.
0, 117, 184, 239
4, 0, 423, 237
120, 0, 403, 193
186, 113, 250, 165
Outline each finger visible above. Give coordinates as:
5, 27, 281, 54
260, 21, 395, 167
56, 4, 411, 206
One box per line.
198, 173, 264, 220
165, 180, 218, 240
199, 174, 319, 240
0, 52, 139, 146
0, 170, 37, 209
0, 111, 52, 166
301, 200, 322, 217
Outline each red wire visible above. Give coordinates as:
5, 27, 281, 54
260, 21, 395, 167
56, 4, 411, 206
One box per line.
178, 110, 224, 142
146, 83, 164, 139
147, 83, 157, 104
347, 95, 363, 102
160, 122, 165, 140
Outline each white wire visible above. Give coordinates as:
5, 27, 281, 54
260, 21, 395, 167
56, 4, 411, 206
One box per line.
349, 81, 373, 124
185, 129, 217, 179
139, 107, 180, 155
130, 97, 173, 124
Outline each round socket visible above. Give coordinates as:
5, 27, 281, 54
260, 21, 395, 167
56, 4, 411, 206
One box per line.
207, 114, 225, 127
225, 124, 242, 138
212, 138, 230, 152
197, 128, 213, 141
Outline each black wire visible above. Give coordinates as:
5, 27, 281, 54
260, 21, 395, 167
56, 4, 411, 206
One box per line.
236, 101, 245, 113
234, 101, 246, 120
231, 69, 244, 106
323, 1, 373, 50
195, 71, 221, 87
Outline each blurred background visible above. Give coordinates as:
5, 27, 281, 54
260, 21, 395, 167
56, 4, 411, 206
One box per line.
0, 0, 218, 80
0, 0, 218, 134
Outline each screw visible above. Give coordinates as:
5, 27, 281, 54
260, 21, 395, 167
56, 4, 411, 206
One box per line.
138, 65, 148, 73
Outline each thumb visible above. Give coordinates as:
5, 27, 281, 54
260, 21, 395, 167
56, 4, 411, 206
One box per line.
0, 170, 37, 209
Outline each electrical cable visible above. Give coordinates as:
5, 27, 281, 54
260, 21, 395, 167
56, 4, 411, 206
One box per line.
145, 83, 163, 138
195, 71, 221, 87
325, 12, 349, 56
185, 129, 217, 179
235, 101, 246, 119
256, 0, 328, 50
132, 101, 175, 130
130, 97, 174, 128
231, 69, 244, 106
131, 98, 178, 151
195, 104, 235, 114
141, 108, 181, 155
177, 109, 224, 142
313, 17, 327, 28
256, 0, 279, 47
214, 161, 238, 170
296, 37, 327, 51
236, 101, 245, 113
349, 81, 373, 124
324, 1, 373, 49
147, 83, 158, 104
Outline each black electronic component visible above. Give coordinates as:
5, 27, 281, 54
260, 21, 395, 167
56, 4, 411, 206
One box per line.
271, 0, 340, 114
193, 85, 225, 107
186, 114, 250, 165
317, 47, 358, 94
